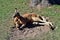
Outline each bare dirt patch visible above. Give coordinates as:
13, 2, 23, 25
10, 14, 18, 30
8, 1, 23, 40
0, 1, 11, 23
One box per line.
9, 24, 52, 40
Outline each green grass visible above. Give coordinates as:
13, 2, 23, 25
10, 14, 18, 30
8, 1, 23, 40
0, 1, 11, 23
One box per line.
0, 0, 60, 40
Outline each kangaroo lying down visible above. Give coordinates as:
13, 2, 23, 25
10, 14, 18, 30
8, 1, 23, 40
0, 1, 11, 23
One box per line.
13, 8, 54, 30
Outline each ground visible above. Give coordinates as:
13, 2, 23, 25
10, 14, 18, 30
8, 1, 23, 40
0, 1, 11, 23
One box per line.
10, 24, 51, 40
0, 0, 60, 40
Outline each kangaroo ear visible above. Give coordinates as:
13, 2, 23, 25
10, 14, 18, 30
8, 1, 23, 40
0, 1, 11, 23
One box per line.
13, 8, 20, 18
15, 8, 19, 13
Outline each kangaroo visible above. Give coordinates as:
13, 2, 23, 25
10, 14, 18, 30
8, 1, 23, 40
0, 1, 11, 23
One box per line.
13, 8, 55, 30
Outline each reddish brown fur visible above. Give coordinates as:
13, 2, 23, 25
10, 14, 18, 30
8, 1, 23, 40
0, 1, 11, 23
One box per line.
22, 13, 43, 22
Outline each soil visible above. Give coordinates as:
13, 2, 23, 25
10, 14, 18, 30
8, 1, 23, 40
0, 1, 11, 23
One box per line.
9, 24, 51, 40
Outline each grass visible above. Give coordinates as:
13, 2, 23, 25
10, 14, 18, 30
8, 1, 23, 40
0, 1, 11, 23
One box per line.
0, 0, 60, 40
